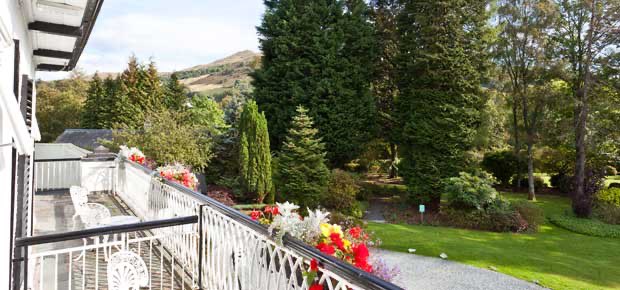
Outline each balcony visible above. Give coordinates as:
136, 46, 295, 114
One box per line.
14, 147, 401, 290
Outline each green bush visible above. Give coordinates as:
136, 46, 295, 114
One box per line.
358, 182, 407, 199
512, 201, 545, 232
443, 171, 498, 211
440, 200, 527, 233
596, 188, 620, 207
593, 203, 620, 225
549, 214, 620, 238
511, 175, 547, 189
550, 173, 573, 194
481, 150, 525, 186
324, 169, 361, 217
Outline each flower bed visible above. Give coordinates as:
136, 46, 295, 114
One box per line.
119, 145, 146, 165
248, 202, 399, 284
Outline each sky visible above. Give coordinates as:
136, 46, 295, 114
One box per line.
39, 0, 265, 80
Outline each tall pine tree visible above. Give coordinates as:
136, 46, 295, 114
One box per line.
81, 73, 105, 128
164, 73, 188, 110
277, 106, 330, 210
253, 0, 376, 166
238, 100, 273, 203
396, 0, 491, 210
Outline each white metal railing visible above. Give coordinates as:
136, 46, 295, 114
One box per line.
35, 159, 81, 191
26, 223, 197, 290
115, 159, 399, 290
26, 157, 401, 290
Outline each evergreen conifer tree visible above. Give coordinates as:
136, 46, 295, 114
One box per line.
277, 106, 330, 209
164, 72, 188, 110
81, 73, 105, 128
396, 0, 491, 210
253, 0, 376, 166
238, 100, 273, 203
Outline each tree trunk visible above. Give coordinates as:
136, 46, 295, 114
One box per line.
573, 91, 589, 217
526, 141, 536, 201
512, 97, 521, 189
388, 143, 398, 178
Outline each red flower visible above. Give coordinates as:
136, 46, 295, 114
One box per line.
330, 233, 345, 250
352, 243, 369, 261
348, 227, 362, 239
264, 206, 274, 215
316, 242, 335, 255
310, 258, 319, 272
271, 206, 279, 215
309, 284, 323, 290
249, 210, 261, 221
354, 259, 373, 272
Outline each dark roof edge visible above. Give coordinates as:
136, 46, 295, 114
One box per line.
66, 0, 105, 71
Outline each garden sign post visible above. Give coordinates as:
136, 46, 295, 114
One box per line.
419, 204, 425, 224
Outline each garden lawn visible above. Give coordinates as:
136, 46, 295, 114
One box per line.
368, 193, 620, 290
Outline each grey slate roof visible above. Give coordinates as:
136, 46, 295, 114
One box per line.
55, 129, 113, 150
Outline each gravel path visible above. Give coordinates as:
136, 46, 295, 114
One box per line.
372, 248, 546, 290
364, 198, 390, 222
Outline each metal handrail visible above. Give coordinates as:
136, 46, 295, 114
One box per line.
14, 215, 197, 247
124, 159, 403, 290
34, 157, 82, 162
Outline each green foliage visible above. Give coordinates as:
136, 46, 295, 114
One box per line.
443, 172, 498, 211
358, 182, 407, 199
164, 73, 188, 110
253, 0, 377, 166
549, 214, 620, 239
596, 188, 620, 208
81, 73, 105, 128
112, 109, 213, 170
37, 72, 88, 141
550, 173, 573, 194
324, 169, 361, 217
238, 100, 272, 203
396, 0, 491, 209
276, 106, 330, 209
512, 201, 545, 232
114, 56, 166, 128
189, 94, 228, 137
593, 203, 620, 225
481, 150, 524, 185
511, 176, 547, 189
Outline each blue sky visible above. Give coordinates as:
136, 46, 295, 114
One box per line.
40, 0, 264, 80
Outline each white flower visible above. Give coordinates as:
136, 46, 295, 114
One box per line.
439, 253, 448, 259
276, 201, 299, 216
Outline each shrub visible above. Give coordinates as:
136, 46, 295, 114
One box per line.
512, 201, 545, 232
443, 171, 498, 211
609, 182, 620, 189
549, 214, 620, 238
486, 198, 528, 232
550, 173, 573, 194
605, 165, 618, 176
481, 150, 525, 186
511, 176, 547, 189
329, 212, 366, 229
596, 188, 620, 207
593, 203, 620, 225
324, 169, 361, 217
358, 182, 407, 199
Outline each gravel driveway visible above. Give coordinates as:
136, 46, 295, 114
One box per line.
372, 248, 546, 290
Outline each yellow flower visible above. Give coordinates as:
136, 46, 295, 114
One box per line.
320, 223, 344, 237
343, 239, 351, 249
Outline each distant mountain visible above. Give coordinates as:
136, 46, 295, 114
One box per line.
175, 50, 260, 94
85, 50, 261, 95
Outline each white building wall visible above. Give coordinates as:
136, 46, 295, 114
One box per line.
0, 0, 37, 286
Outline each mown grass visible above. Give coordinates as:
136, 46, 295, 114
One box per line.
368, 192, 620, 290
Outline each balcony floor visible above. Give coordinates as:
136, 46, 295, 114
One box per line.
32, 190, 191, 290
